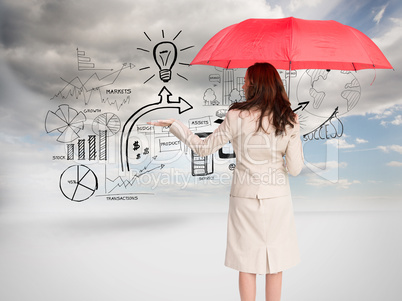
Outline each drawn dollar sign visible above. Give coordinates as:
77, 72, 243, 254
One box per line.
133, 141, 140, 151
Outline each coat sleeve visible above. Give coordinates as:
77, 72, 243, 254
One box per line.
284, 118, 304, 176
169, 115, 232, 157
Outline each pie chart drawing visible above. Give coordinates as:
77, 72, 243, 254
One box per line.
45, 104, 86, 143
92, 112, 121, 136
59, 165, 98, 202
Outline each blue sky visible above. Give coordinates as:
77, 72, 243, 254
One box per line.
0, 0, 401, 212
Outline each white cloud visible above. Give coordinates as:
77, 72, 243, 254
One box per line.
369, 105, 402, 125
302, 160, 347, 184
326, 138, 355, 149
386, 161, 402, 167
380, 120, 388, 127
306, 177, 360, 189
378, 112, 402, 127
338, 139, 355, 149
391, 115, 402, 125
372, 18, 402, 49
373, 4, 388, 25
356, 138, 368, 144
368, 180, 383, 184
370, 109, 394, 119
378, 145, 402, 154
309, 161, 348, 169
288, 0, 322, 12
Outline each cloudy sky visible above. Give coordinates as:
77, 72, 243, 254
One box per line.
1, 0, 401, 212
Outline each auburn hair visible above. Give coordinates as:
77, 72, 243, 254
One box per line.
229, 62, 296, 135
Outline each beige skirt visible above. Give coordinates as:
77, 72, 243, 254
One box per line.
224, 194, 300, 274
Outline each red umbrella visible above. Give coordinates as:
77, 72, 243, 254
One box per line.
191, 17, 393, 71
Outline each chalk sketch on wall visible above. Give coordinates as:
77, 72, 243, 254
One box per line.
137, 30, 194, 84
106, 156, 165, 193
203, 68, 246, 106
281, 69, 298, 95
296, 69, 361, 117
219, 142, 236, 159
44, 31, 363, 203
51, 62, 135, 111
153, 41, 178, 82
59, 165, 98, 202
203, 88, 219, 105
45, 104, 86, 143
120, 86, 193, 172
92, 113, 121, 136
294, 69, 361, 137
303, 107, 344, 142
191, 132, 214, 176
76, 48, 114, 72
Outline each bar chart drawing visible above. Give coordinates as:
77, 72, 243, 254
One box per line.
77, 48, 113, 71
99, 130, 107, 160
67, 144, 74, 160
88, 135, 96, 160
78, 139, 85, 160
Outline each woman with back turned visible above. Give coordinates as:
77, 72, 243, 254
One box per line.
149, 62, 304, 301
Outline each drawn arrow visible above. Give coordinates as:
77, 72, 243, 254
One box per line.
120, 86, 193, 171
292, 101, 310, 113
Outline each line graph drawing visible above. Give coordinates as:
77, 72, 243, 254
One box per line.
107, 156, 164, 193
51, 62, 135, 110
100, 93, 131, 111
59, 165, 98, 202
137, 30, 194, 84
45, 104, 86, 143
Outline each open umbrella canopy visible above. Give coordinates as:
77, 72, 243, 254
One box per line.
191, 17, 393, 71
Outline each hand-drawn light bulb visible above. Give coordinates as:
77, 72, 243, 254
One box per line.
153, 41, 177, 82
